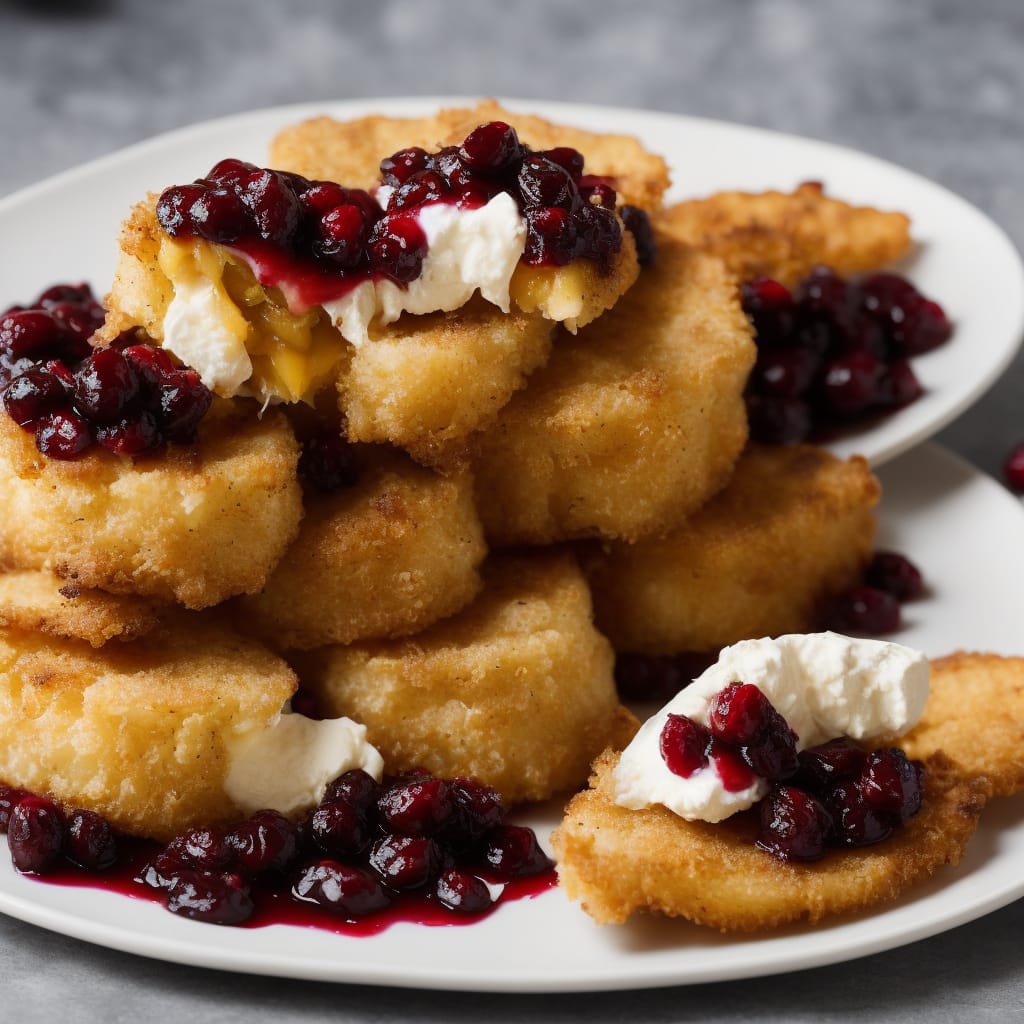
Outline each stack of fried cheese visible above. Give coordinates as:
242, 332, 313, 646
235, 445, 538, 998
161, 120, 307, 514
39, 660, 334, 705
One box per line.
0, 101, 913, 850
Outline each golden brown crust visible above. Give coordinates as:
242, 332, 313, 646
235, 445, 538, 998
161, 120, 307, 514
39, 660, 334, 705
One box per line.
339, 298, 555, 468
0, 571, 164, 648
471, 241, 756, 545
583, 444, 880, 654
0, 617, 296, 841
551, 749, 990, 930
297, 552, 637, 803
0, 400, 304, 609
902, 652, 1024, 798
269, 99, 671, 212
237, 450, 486, 650
657, 183, 912, 287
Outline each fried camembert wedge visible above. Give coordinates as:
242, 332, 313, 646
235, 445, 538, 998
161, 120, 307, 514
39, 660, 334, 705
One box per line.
658, 182, 912, 287
297, 552, 638, 804
472, 241, 756, 545
583, 444, 880, 654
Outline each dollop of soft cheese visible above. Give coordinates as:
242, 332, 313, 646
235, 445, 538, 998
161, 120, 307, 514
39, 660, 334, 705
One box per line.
224, 712, 383, 817
321, 191, 526, 347
613, 632, 930, 823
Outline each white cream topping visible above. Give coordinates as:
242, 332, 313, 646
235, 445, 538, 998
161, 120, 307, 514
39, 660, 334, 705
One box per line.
613, 632, 930, 823
162, 276, 254, 395
321, 191, 526, 347
224, 712, 384, 817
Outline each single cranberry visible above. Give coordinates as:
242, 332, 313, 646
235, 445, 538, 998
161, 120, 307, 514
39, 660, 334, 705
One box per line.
292, 859, 391, 916
745, 394, 812, 444
367, 212, 428, 283
893, 298, 952, 355
538, 146, 585, 178
0, 786, 30, 833
446, 777, 505, 845
239, 169, 302, 245
165, 867, 254, 925
708, 738, 759, 792
36, 282, 94, 305
432, 146, 474, 189
157, 369, 212, 443
35, 409, 93, 459
614, 652, 714, 702
317, 204, 369, 267
877, 359, 923, 408
865, 551, 925, 601
122, 344, 177, 386
368, 833, 442, 890
817, 351, 882, 417
135, 851, 187, 890
756, 785, 832, 861
164, 824, 232, 871
433, 867, 494, 914
860, 272, 922, 321
95, 411, 162, 455
482, 824, 552, 880
827, 779, 894, 847
573, 203, 622, 265
860, 749, 923, 823
189, 186, 252, 244
740, 724, 800, 782
389, 169, 450, 211
459, 121, 522, 171
299, 434, 359, 493
72, 348, 139, 424
226, 810, 298, 874
310, 799, 369, 856
517, 156, 578, 210
620, 205, 656, 267
0, 309, 71, 359
708, 682, 773, 746
1004, 443, 1024, 492
3, 368, 69, 426
659, 713, 710, 778
156, 183, 207, 236
798, 266, 851, 328
206, 158, 259, 187
379, 147, 432, 186
753, 348, 819, 399
323, 769, 380, 817
376, 777, 453, 836
794, 738, 867, 795
65, 809, 118, 870
300, 180, 350, 215
827, 585, 902, 635
524, 206, 577, 265
7, 795, 65, 874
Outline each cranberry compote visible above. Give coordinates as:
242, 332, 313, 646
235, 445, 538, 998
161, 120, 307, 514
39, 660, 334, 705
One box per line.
1, 770, 553, 930
155, 121, 648, 301
0, 283, 213, 461
742, 265, 951, 444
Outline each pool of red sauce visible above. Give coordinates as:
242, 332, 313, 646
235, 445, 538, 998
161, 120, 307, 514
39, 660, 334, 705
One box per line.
31, 837, 557, 936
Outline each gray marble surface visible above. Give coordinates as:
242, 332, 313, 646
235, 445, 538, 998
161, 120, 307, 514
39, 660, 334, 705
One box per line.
1, 0, 1022, 1020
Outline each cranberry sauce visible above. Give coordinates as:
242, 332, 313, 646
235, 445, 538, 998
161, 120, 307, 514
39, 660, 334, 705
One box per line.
0, 772, 555, 933
742, 266, 952, 444
615, 551, 925, 703
656, 687, 924, 863
0, 284, 212, 461
155, 122, 653, 312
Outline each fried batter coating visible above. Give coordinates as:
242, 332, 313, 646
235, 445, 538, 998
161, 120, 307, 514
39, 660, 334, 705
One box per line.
471, 242, 755, 545
0, 400, 303, 609
0, 571, 163, 648
238, 450, 486, 650
584, 445, 880, 654
298, 553, 637, 804
269, 98, 671, 212
551, 749, 990, 930
902, 652, 1024, 798
658, 182, 912, 287
339, 298, 555, 467
0, 617, 297, 841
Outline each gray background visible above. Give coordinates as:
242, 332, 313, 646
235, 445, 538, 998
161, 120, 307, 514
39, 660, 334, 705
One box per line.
0, 0, 1022, 1020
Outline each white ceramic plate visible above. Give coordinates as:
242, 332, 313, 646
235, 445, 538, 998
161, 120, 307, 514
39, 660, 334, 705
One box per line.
0, 441, 1021, 991
0, 97, 1021, 466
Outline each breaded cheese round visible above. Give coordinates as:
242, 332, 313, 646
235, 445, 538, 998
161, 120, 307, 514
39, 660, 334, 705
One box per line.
0, 616, 296, 841
239, 450, 487, 650
471, 242, 756, 545
297, 552, 637, 803
0, 400, 303, 609
583, 444, 880, 655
